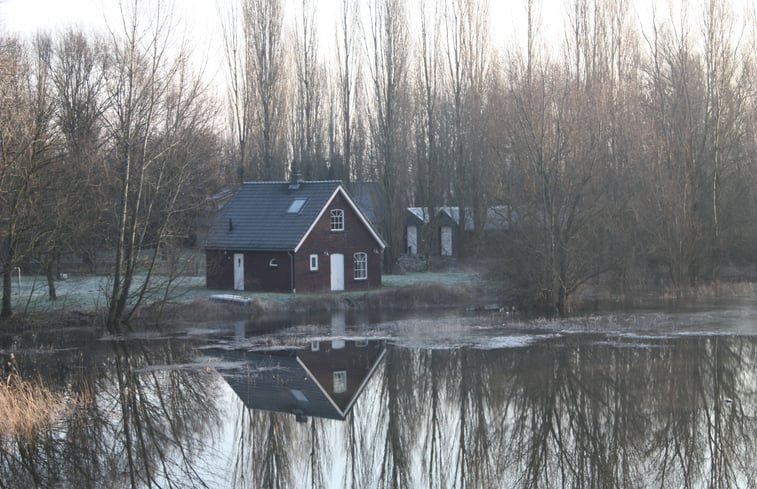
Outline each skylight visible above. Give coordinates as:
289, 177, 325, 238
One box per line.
290, 389, 309, 403
287, 198, 307, 214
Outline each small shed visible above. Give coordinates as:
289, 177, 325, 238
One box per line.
205, 180, 386, 292
405, 207, 430, 255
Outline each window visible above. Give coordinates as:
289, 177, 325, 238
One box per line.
333, 371, 347, 394
354, 252, 367, 280
330, 209, 344, 231
287, 198, 307, 214
309, 254, 319, 271
290, 389, 309, 403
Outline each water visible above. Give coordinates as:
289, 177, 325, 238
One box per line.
1, 304, 755, 488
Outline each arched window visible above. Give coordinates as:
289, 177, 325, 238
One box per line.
330, 209, 344, 231
354, 252, 367, 280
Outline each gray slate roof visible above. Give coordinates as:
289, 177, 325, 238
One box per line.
348, 182, 384, 224
205, 180, 342, 251
218, 351, 347, 420
210, 344, 386, 421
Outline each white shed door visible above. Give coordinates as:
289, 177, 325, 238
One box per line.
330, 253, 345, 291
441, 226, 453, 256
233, 253, 245, 290
407, 225, 418, 255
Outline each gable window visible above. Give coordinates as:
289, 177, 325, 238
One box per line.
354, 252, 367, 280
330, 209, 344, 231
333, 370, 347, 394
287, 198, 307, 214
309, 254, 319, 271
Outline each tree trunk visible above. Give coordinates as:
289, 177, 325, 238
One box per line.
2, 268, 12, 319
46, 261, 57, 301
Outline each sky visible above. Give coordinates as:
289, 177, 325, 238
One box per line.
0, 0, 578, 59
0, 0, 753, 83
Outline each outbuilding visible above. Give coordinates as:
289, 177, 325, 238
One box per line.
205, 180, 385, 292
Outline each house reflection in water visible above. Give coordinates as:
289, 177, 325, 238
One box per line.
213, 338, 386, 422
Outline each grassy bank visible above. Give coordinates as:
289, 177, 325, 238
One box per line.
1, 271, 496, 326
136, 271, 496, 324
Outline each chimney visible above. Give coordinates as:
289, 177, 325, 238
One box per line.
289, 168, 303, 190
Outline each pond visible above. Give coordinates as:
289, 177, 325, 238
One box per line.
1, 303, 755, 488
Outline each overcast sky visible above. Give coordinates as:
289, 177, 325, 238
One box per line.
0, 0, 753, 80
0, 0, 592, 54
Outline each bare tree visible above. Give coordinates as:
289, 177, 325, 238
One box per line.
366, 0, 411, 270
442, 0, 492, 255
334, 0, 363, 181
413, 0, 444, 262
39, 30, 109, 299
291, 0, 326, 180
0, 36, 58, 317
244, 0, 288, 181
103, 0, 216, 328
219, 0, 254, 183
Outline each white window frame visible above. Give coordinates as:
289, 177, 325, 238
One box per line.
333, 370, 347, 394
330, 209, 344, 231
354, 252, 367, 280
309, 254, 319, 271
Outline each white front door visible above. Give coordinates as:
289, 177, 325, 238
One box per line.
407, 225, 418, 254
330, 253, 344, 291
441, 226, 453, 256
233, 253, 244, 290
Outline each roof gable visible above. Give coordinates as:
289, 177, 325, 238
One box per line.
205, 180, 383, 251
211, 341, 387, 421
294, 185, 386, 252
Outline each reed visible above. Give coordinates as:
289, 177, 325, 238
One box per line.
0, 355, 72, 439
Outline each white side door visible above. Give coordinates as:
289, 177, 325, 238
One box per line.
330, 253, 345, 291
407, 225, 418, 255
441, 226, 453, 256
233, 253, 245, 290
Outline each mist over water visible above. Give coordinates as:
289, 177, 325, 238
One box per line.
1, 304, 755, 488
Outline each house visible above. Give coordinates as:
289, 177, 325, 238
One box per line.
404, 206, 460, 257
205, 180, 386, 292
404, 205, 511, 257
209, 338, 386, 421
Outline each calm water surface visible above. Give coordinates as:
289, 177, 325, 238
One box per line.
1, 303, 756, 488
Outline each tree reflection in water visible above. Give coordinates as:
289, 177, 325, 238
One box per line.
0, 339, 221, 489
221, 335, 754, 489
1, 331, 755, 488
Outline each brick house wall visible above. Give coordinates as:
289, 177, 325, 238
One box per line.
296, 192, 382, 292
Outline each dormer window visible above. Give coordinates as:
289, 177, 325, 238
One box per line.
330, 209, 344, 231
287, 198, 307, 214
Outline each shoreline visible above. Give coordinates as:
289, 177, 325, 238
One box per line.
1, 277, 755, 332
